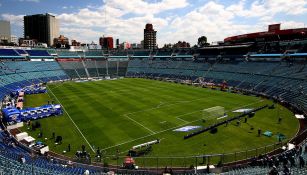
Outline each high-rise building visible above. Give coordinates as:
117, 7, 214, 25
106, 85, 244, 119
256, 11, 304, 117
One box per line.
99, 36, 113, 49
24, 13, 59, 46
119, 41, 131, 49
140, 40, 144, 49
0, 20, 11, 44
131, 43, 142, 49
10, 35, 18, 45
116, 39, 119, 49
143, 23, 156, 49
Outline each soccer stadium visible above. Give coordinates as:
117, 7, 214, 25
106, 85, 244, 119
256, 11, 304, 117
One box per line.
0, 24, 306, 174
0, 1, 307, 175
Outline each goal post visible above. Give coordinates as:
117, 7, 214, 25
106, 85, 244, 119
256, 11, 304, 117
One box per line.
203, 106, 225, 120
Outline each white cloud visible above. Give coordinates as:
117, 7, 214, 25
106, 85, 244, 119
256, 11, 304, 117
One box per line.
1, 0, 306, 46
60, 28, 102, 44
163, 1, 259, 44
280, 21, 306, 30
58, 11, 169, 44
57, 0, 307, 45
160, 0, 307, 45
1, 14, 24, 26
105, 0, 189, 15
227, 0, 307, 18
56, 0, 182, 44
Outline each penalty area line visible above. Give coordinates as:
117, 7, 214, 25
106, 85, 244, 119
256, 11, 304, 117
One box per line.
101, 99, 265, 152
175, 110, 203, 123
47, 86, 95, 153
124, 114, 156, 134
123, 97, 206, 116
176, 117, 188, 123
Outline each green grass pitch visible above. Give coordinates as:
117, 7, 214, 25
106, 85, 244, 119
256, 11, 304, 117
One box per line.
21, 78, 299, 166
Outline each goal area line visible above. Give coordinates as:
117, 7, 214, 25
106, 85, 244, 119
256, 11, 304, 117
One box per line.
101, 99, 264, 152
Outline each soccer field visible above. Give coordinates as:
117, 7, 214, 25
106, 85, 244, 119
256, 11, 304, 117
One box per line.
22, 78, 299, 166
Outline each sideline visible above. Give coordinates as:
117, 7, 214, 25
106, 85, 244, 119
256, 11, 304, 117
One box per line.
47, 86, 95, 153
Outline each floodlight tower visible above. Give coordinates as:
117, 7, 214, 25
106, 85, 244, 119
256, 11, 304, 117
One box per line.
103, 1, 109, 77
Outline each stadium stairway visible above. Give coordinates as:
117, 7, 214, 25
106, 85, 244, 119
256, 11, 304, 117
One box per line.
81, 60, 90, 78
0, 131, 103, 175
220, 142, 307, 175
127, 58, 307, 115
0, 51, 306, 174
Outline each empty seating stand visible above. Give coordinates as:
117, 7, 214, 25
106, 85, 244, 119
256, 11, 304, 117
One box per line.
0, 49, 25, 59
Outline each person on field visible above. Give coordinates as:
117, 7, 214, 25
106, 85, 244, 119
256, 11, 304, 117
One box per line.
258, 128, 261, 137
82, 144, 85, 152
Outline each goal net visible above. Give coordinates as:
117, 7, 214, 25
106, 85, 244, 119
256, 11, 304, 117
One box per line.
203, 106, 225, 120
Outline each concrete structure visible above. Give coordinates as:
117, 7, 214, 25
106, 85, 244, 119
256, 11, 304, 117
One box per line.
71, 40, 81, 46
99, 36, 113, 49
140, 40, 144, 49
86, 41, 101, 50
224, 24, 307, 43
116, 39, 120, 49
119, 42, 131, 49
24, 13, 59, 46
143, 24, 156, 50
10, 35, 18, 45
19, 38, 37, 47
0, 20, 11, 44
54, 35, 69, 48
131, 43, 142, 49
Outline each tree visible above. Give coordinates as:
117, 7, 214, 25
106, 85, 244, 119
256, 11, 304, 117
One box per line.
65, 43, 71, 49
55, 43, 61, 48
172, 41, 190, 48
162, 43, 172, 48
198, 36, 209, 47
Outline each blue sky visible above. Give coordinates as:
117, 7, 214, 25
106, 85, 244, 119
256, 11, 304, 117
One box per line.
1, 0, 307, 46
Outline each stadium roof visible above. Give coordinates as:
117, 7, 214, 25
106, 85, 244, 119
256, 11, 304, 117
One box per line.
224, 24, 307, 43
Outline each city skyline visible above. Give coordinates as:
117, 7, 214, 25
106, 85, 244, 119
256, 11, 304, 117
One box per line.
0, 0, 306, 46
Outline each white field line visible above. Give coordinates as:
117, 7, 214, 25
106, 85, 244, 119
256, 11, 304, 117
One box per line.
176, 117, 189, 123
49, 82, 67, 91
175, 109, 204, 122
156, 101, 165, 108
232, 99, 264, 111
46, 87, 52, 99
60, 88, 164, 98
122, 98, 207, 135
101, 99, 265, 151
123, 97, 207, 116
178, 110, 201, 118
124, 114, 156, 134
47, 86, 95, 153
101, 112, 206, 151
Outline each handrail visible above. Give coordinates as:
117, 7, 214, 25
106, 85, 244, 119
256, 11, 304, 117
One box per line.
0, 75, 306, 171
